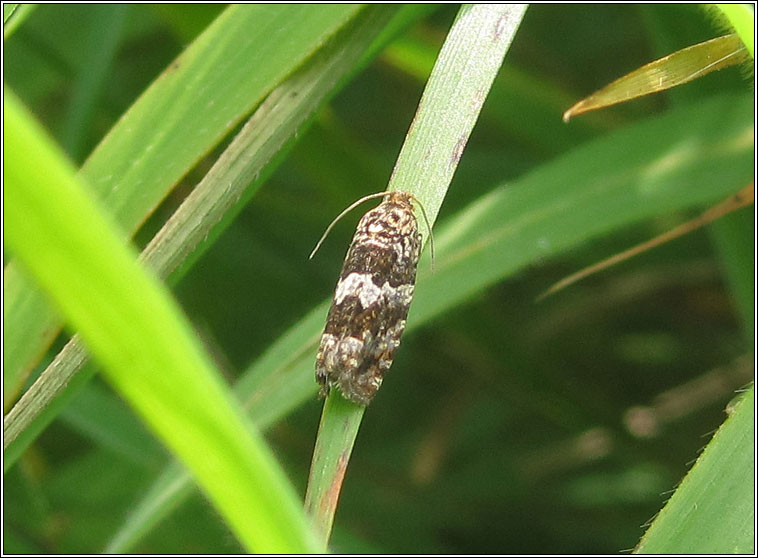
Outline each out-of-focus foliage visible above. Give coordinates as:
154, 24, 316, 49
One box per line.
3, 4, 753, 554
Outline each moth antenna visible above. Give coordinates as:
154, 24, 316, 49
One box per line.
409, 195, 435, 273
309, 191, 389, 259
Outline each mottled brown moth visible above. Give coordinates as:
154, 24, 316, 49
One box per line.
310, 191, 431, 406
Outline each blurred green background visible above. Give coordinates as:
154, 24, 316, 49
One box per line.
3, 4, 753, 553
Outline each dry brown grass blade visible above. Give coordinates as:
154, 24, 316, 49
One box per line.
563, 34, 749, 122
538, 183, 754, 300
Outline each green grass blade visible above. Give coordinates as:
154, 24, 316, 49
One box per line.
305, 4, 529, 547
3, 3, 35, 38
113, 90, 753, 548
77, 4, 362, 230
387, 4, 529, 226
3, 4, 418, 470
3, 3, 364, 405
305, 394, 366, 551
635, 385, 754, 553
3, 88, 319, 553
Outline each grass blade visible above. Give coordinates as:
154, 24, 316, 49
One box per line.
538, 184, 754, 299
388, 4, 529, 225
304, 4, 529, 547
563, 34, 749, 121
635, 385, 754, 553
4, 88, 319, 553
304, 394, 366, 551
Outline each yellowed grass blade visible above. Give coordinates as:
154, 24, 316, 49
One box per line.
538, 183, 755, 300
564, 34, 749, 122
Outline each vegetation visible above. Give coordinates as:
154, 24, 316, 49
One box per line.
4, 4, 753, 553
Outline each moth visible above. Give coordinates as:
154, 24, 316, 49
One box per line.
310, 191, 431, 406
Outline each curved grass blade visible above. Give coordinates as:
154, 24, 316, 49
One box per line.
563, 34, 749, 122
4, 88, 319, 553
4, 3, 364, 406
109, 91, 754, 551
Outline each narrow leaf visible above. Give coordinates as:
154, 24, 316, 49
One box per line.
304, 394, 366, 551
304, 4, 528, 547
635, 386, 754, 554
4, 88, 319, 553
539, 183, 755, 299
388, 4, 529, 226
564, 34, 749, 121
